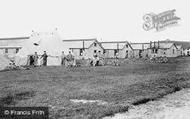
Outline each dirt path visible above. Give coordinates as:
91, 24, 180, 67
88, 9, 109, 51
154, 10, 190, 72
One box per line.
104, 88, 190, 119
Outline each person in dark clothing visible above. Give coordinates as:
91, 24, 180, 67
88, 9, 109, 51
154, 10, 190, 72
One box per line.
41, 51, 48, 66
33, 52, 39, 66
61, 51, 66, 66
29, 55, 34, 66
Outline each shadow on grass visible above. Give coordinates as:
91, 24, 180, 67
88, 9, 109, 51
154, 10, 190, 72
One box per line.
132, 86, 182, 106
50, 104, 129, 119
51, 76, 190, 119
0, 90, 36, 106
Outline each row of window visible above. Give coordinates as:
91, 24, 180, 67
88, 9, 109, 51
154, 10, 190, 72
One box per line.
79, 49, 121, 56
152, 49, 176, 54
79, 48, 179, 57
4, 48, 19, 53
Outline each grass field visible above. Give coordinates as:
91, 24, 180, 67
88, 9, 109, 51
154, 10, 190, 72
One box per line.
1, 57, 190, 119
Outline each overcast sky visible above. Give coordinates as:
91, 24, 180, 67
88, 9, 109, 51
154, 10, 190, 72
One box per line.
0, 0, 189, 42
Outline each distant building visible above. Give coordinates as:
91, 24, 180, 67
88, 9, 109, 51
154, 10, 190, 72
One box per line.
148, 41, 179, 57
0, 37, 29, 55
100, 41, 133, 58
63, 38, 99, 59
176, 45, 183, 56
184, 47, 190, 56
130, 43, 150, 58
63, 38, 190, 59
63, 39, 134, 59
83, 40, 104, 59
119, 42, 134, 58
0, 46, 22, 55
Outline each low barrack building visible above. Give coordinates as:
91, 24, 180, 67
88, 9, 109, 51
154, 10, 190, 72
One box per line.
63, 38, 189, 59
148, 41, 179, 57
100, 41, 133, 58
130, 43, 150, 58
0, 37, 29, 55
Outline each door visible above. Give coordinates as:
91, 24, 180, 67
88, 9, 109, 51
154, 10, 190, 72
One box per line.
125, 50, 128, 58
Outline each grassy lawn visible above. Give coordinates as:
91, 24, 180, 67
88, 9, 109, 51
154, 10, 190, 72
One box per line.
0, 57, 190, 119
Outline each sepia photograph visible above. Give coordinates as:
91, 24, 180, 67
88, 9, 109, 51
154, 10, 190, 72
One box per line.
0, 0, 190, 119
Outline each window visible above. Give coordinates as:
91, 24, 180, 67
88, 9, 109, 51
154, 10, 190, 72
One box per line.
5, 49, 8, 53
103, 49, 106, 54
152, 49, 154, 53
114, 49, 118, 56
139, 50, 142, 58
94, 50, 97, 53
173, 49, 175, 54
79, 49, 83, 56
126, 44, 128, 48
155, 49, 158, 53
125, 50, 128, 58
94, 42, 97, 47
16, 48, 19, 53
164, 52, 166, 55
152, 49, 158, 53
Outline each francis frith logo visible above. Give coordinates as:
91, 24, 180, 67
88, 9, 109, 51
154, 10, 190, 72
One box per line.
143, 9, 180, 31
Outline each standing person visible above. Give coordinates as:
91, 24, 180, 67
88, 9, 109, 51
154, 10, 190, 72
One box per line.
61, 51, 66, 66
33, 52, 39, 67
29, 55, 34, 66
67, 51, 75, 67
96, 51, 102, 66
93, 51, 98, 66
41, 51, 48, 66
114, 52, 119, 66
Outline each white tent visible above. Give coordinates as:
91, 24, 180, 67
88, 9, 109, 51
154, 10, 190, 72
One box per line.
15, 30, 65, 66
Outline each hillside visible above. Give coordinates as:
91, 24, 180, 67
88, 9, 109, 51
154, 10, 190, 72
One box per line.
160, 39, 190, 49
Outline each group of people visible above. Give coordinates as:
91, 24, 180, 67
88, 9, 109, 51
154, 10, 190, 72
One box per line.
27, 51, 75, 67
26, 50, 120, 67
91, 51, 105, 66
60, 51, 76, 67
28, 51, 48, 66
91, 51, 120, 66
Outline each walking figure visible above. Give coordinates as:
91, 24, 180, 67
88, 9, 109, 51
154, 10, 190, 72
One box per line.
61, 51, 66, 66
66, 51, 75, 67
93, 51, 98, 66
34, 52, 39, 67
41, 51, 48, 66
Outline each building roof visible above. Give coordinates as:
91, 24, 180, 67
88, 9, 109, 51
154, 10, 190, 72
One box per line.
100, 41, 128, 50
130, 43, 150, 50
159, 39, 190, 49
176, 45, 182, 49
0, 46, 22, 49
66, 40, 129, 50
87, 40, 104, 49
100, 42, 125, 49
63, 38, 97, 49
0, 37, 29, 40
158, 43, 174, 49
63, 38, 97, 42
